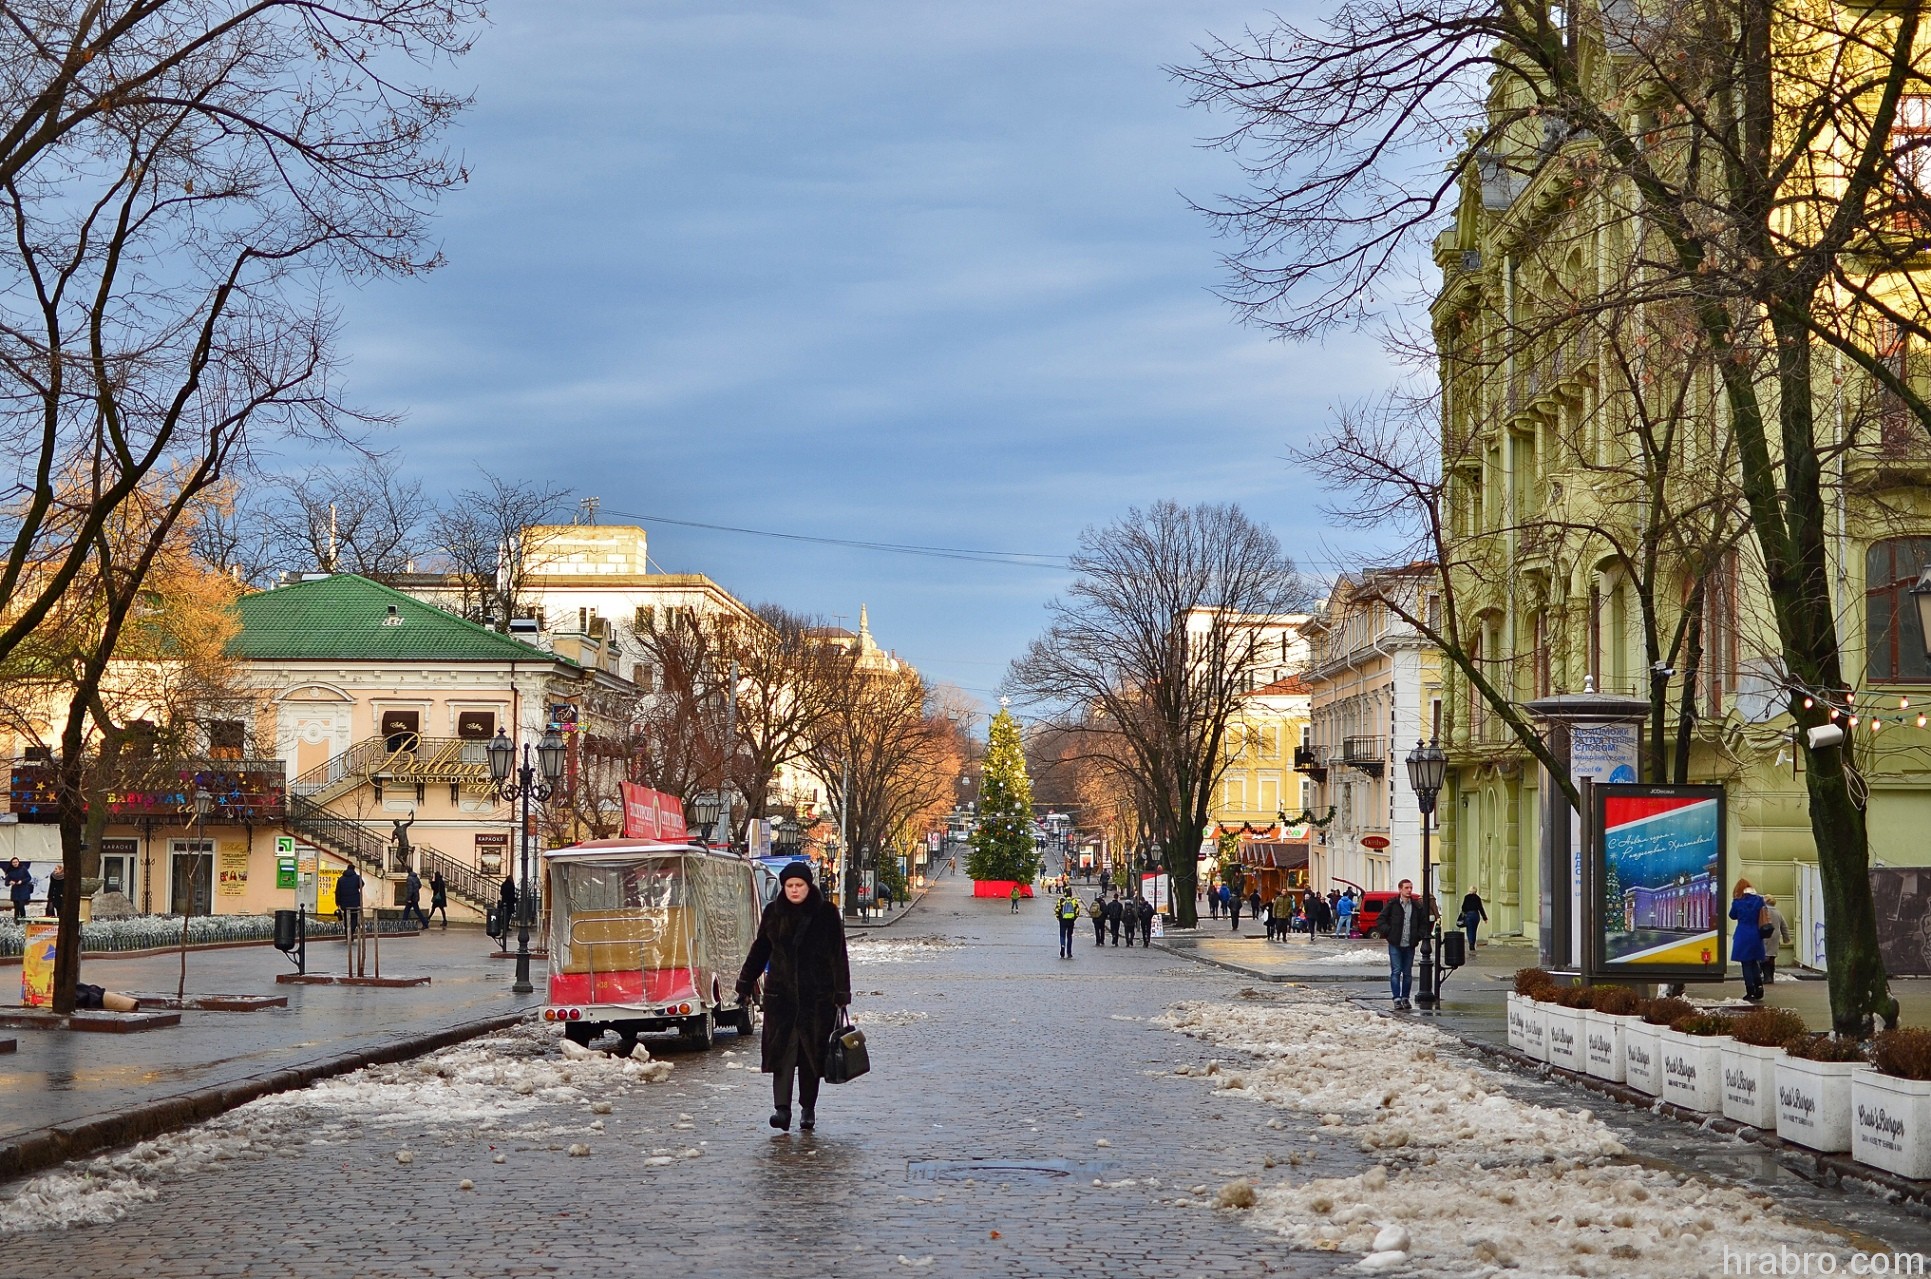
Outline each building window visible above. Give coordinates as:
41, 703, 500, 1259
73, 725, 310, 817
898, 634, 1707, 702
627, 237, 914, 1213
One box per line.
632, 663, 655, 693
634, 605, 655, 632
380, 709, 421, 753
1701, 557, 1738, 713
1866, 537, 1931, 683
207, 720, 246, 758
1893, 96, 1931, 220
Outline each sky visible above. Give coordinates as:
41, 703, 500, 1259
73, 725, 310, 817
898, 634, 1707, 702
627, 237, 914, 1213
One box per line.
328, 0, 1400, 708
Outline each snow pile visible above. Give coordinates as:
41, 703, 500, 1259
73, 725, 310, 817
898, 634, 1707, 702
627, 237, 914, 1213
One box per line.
1294, 948, 1386, 966
847, 935, 962, 965
1157, 993, 1861, 1277
0, 1021, 663, 1237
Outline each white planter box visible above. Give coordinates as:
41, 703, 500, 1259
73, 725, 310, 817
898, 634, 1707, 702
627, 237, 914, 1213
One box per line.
1582, 1010, 1628, 1083
1506, 994, 1527, 1052
1624, 1021, 1662, 1094
1659, 1028, 1725, 1112
1519, 998, 1549, 1062
1545, 1005, 1585, 1072
1851, 1071, 1931, 1179
1720, 1041, 1781, 1129
1777, 1056, 1870, 1154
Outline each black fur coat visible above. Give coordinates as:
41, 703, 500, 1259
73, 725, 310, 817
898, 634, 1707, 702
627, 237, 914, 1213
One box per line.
736, 885, 851, 1077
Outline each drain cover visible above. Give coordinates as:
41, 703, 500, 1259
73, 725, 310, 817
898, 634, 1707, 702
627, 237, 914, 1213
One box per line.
907, 1158, 1113, 1182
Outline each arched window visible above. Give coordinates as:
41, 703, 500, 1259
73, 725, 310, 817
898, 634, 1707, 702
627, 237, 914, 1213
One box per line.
1866, 537, 1931, 683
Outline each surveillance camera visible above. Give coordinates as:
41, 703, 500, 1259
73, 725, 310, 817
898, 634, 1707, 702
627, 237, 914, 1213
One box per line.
1806, 724, 1846, 750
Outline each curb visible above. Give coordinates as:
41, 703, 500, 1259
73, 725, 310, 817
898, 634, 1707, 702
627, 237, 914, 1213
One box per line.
0, 1009, 530, 1185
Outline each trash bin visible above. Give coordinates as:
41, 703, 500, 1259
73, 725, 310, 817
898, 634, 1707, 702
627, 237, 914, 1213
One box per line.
485, 906, 503, 939
273, 908, 299, 952
1439, 931, 1466, 969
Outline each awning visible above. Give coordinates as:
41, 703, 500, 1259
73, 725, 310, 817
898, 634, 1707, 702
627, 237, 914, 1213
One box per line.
1242, 842, 1310, 871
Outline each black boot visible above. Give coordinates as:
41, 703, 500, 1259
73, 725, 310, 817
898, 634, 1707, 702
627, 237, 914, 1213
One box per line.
770, 1107, 791, 1130
800, 1106, 815, 1131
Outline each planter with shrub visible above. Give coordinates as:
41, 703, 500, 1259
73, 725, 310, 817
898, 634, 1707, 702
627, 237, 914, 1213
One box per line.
1544, 985, 1590, 1072
1580, 985, 1641, 1082
1852, 1028, 1931, 1178
1508, 970, 1554, 1057
1659, 1012, 1728, 1113
1721, 1008, 1805, 1129
1777, 1034, 1870, 1154
1626, 996, 1693, 1095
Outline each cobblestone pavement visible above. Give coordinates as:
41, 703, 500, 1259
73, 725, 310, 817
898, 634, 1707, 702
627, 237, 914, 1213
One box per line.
0, 877, 1368, 1279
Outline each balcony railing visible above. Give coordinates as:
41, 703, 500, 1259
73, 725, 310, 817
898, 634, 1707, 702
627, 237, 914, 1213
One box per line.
1292, 745, 1329, 777
1342, 737, 1388, 775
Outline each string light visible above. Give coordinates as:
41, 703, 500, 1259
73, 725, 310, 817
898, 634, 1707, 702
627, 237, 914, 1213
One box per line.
1830, 708, 1840, 720
1804, 697, 1815, 710
1850, 716, 1860, 728
1917, 713, 1925, 729
1872, 718, 1883, 733
1902, 697, 1912, 711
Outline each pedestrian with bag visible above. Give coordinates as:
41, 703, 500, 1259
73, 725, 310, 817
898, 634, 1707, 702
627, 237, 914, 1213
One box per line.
1762, 895, 1791, 986
1729, 878, 1770, 1002
1136, 894, 1155, 945
735, 861, 851, 1133
1055, 889, 1080, 959
1376, 878, 1433, 1010
1103, 893, 1123, 946
44, 865, 64, 918
429, 871, 449, 929
1458, 889, 1488, 951
1088, 893, 1106, 947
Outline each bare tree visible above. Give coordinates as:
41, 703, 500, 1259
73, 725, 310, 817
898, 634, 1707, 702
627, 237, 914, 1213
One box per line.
727, 605, 856, 827
1174, 0, 1931, 1031
427, 472, 572, 629
630, 607, 733, 805
255, 456, 429, 581
1006, 501, 1308, 926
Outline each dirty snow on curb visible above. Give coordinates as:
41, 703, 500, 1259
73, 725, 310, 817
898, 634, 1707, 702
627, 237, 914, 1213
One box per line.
1293, 947, 1385, 966
850, 1009, 929, 1026
0, 1021, 670, 1238
1156, 992, 1861, 1278
847, 935, 963, 965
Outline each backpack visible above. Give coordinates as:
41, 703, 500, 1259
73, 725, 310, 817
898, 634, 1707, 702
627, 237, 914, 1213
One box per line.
1058, 897, 1080, 921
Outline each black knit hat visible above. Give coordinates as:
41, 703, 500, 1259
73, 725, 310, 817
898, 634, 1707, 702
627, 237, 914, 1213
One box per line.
778, 861, 813, 885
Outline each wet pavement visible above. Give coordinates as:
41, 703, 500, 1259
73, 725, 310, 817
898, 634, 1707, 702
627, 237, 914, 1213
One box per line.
5, 881, 1931, 1276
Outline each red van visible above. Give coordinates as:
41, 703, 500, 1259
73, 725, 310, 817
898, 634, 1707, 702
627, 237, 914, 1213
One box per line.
1350, 891, 1401, 937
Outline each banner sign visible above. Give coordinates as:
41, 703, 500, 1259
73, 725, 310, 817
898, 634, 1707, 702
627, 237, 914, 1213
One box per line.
1870, 868, 1931, 977
620, 783, 689, 843
22, 921, 57, 1007
1586, 783, 1726, 982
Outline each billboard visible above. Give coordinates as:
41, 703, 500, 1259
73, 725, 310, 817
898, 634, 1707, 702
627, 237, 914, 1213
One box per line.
620, 783, 689, 842
1586, 783, 1726, 982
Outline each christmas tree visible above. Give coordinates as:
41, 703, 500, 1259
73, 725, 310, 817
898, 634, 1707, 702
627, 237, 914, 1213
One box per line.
967, 706, 1040, 884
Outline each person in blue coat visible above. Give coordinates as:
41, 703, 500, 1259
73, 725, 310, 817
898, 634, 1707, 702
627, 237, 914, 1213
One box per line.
1729, 878, 1769, 1003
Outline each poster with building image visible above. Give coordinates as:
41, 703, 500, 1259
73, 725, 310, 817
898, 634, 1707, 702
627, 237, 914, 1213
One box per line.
1586, 783, 1726, 982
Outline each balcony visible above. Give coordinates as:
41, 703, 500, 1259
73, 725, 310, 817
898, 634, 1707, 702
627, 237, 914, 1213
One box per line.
1342, 736, 1388, 776
1292, 745, 1329, 781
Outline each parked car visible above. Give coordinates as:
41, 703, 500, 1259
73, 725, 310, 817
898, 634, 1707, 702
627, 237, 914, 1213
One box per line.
1351, 891, 1401, 937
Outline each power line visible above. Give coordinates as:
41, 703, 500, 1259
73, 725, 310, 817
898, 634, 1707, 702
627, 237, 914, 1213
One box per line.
602, 508, 1071, 569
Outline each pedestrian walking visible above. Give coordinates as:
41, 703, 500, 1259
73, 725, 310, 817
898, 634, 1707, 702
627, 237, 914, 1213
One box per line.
1226, 885, 1242, 932
4, 859, 31, 921
1248, 889, 1263, 924
1729, 878, 1770, 1002
429, 871, 449, 928
1056, 890, 1080, 958
1208, 883, 1220, 919
1135, 894, 1155, 945
736, 861, 851, 1133
1104, 893, 1123, 946
1762, 895, 1791, 986
1088, 892, 1107, 946
1009, 883, 1022, 914
336, 864, 365, 942
400, 868, 428, 929
497, 874, 518, 951
44, 864, 64, 918
1335, 890, 1356, 937
1271, 891, 1293, 941
1377, 878, 1433, 1010
1458, 889, 1488, 951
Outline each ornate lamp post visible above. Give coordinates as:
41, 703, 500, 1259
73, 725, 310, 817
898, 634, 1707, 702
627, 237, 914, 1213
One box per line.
487, 727, 565, 996
687, 793, 723, 845
1405, 738, 1449, 1009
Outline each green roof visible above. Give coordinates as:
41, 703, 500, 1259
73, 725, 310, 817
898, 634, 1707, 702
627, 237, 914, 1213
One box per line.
229, 575, 566, 664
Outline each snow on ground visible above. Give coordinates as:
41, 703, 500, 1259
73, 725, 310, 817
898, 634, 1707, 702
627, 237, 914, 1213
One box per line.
847, 936, 963, 965
1156, 991, 1864, 1278
0, 1021, 668, 1238
1291, 948, 1387, 966
850, 1009, 929, 1026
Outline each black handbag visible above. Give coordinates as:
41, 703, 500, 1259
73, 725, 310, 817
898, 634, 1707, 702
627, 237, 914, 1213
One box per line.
823, 1009, 870, 1084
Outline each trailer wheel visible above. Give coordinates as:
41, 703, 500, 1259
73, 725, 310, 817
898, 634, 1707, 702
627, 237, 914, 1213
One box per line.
735, 999, 759, 1036
563, 1022, 595, 1047
682, 1010, 715, 1050
615, 1031, 639, 1057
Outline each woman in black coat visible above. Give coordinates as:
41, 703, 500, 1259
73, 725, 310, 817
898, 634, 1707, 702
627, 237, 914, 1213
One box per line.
736, 862, 851, 1133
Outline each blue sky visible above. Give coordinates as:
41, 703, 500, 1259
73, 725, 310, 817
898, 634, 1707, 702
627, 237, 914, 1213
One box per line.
332, 0, 1396, 706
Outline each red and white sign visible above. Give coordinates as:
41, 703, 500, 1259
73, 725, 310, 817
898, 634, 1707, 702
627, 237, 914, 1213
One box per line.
620, 783, 689, 842
1360, 835, 1391, 850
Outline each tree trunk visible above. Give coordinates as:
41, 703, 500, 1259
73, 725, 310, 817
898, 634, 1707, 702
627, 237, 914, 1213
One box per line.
1806, 741, 1894, 1034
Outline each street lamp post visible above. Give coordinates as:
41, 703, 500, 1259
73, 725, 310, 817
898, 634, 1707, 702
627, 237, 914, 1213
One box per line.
1405, 738, 1449, 1009
688, 793, 722, 846
487, 727, 565, 996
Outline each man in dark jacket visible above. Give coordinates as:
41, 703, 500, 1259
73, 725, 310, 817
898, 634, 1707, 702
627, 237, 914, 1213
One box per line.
1089, 893, 1106, 946
1103, 894, 1123, 946
336, 864, 364, 941
1376, 878, 1435, 1010
4, 859, 31, 920
400, 868, 428, 929
1135, 894, 1156, 945
497, 875, 518, 951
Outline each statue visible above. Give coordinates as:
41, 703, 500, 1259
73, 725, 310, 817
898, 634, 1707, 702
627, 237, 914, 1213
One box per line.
391, 814, 415, 871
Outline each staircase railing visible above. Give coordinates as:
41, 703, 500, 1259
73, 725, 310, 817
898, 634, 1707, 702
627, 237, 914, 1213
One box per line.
285, 793, 501, 914
288, 736, 494, 807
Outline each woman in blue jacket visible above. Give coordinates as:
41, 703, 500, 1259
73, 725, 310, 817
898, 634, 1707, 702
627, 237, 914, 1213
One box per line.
1729, 878, 1769, 1003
